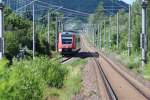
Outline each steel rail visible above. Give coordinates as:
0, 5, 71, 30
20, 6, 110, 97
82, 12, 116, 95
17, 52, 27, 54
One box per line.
87, 51, 118, 100
82, 36, 118, 100
99, 52, 150, 99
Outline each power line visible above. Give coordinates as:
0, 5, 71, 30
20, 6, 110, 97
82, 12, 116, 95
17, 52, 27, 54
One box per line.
15, 0, 37, 12
36, 0, 90, 15
38, 6, 62, 21
114, 0, 129, 10
58, 10, 89, 16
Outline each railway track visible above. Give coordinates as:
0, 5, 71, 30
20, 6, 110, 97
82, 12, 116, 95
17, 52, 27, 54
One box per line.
60, 56, 73, 63
82, 38, 117, 100
85, 50, 118, 100
81, 35, 150, 100
53, 54, 73, 63
94, 57, 118, 100
98, 52, 150, 99
60, 49, 81, 63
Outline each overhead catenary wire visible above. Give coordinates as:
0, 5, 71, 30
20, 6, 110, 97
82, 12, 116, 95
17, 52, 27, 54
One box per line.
35, 0, 90, 15
15, 0, 38, 12
38, 6, 63, 21
15, 0, 90, 18
114, 0, 129, 10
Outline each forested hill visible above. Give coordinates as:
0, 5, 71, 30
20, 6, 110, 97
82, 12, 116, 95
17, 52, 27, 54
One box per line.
45, 0, 100, 13
4, 0, 128, 14
42, 0, 129, 14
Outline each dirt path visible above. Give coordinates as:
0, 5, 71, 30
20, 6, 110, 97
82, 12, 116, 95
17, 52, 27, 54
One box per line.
74, 58, 101, 100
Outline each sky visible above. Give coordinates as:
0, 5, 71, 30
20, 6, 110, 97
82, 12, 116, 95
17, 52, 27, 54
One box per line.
122, 0, 135, 4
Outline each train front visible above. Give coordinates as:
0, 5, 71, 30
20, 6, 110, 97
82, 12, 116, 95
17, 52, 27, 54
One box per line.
58, 32, 76, 54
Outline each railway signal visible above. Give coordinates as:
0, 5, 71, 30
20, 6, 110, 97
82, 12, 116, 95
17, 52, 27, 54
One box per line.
0, 0, 4, 60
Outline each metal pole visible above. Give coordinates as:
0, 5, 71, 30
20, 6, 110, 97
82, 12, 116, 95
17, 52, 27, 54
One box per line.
60, 20, 62, 32
104, 19, 106, 48
128, 5, 132, 57
59, 20, 62, 32
2, 0, 4, 55
109, 16, 112, 48
93, 24, 95, 46
117, 12, 119, 49
32, 3, 35, 59
0, 1, 4, 60
55, 16, 58, 51
59, 20, 61, 32
62, 21, 64, 32
95, 24, 97, 47
97, 24, 100, 48
141, 0, 148, 67
95, 24, 98, 47
99, 24, 102, 49
47, 10, 50, 53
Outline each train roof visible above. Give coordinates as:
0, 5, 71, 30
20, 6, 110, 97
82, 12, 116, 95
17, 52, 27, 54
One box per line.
62, 31, 75, 35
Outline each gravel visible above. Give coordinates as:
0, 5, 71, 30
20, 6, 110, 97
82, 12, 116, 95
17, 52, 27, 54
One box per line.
74, 58, 101, 100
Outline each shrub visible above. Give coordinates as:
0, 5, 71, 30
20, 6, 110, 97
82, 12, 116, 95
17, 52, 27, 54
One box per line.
0, 57, 67, 99
46, 61, 67, 88
0, 58, 9, 71
144, 63, 150, 80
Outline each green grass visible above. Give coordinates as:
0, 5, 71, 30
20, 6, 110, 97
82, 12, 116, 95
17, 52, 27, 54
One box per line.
143, 63, 150, 80
0, 57, 67, 100
106, 49, 150, 80
45, 59, 87, 100
0, 58, 9, 71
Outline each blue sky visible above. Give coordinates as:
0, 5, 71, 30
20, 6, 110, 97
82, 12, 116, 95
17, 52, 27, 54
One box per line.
122, 0, 135, 4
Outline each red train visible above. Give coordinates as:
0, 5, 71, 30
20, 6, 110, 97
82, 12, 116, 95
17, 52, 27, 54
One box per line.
58, 31, 80, 54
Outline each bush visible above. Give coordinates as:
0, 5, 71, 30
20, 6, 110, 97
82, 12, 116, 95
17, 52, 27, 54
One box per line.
0, 58, 9, 71
0, 57, 67, 99
47, 61, 67, 88
144, 63, 150, 80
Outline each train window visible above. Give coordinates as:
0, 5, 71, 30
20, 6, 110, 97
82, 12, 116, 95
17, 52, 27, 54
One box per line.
62, 34, 73, 44
62, 39, 72, 44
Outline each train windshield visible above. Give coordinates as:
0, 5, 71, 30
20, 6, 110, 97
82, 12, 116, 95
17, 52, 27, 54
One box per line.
62, 34, 73, 44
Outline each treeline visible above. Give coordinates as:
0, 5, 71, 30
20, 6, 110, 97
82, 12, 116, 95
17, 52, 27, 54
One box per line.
0, 6, 69, 99
88, 0, 150, 67
4, 6, 57, 60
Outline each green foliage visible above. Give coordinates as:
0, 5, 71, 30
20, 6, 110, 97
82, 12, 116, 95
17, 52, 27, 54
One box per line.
144, 63, 150, 80
0, 58, 9, 71
88, 1, 105, 24
87, 0, 150, 73
46, 60, 67, 88
46, 59, 87, 100
88, 0, 144, 52
0, 57, 67, 99
4, 7, 32, 58
70, 59, 87, 67
4, 6, 57, 59
0, 59, 9, 87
